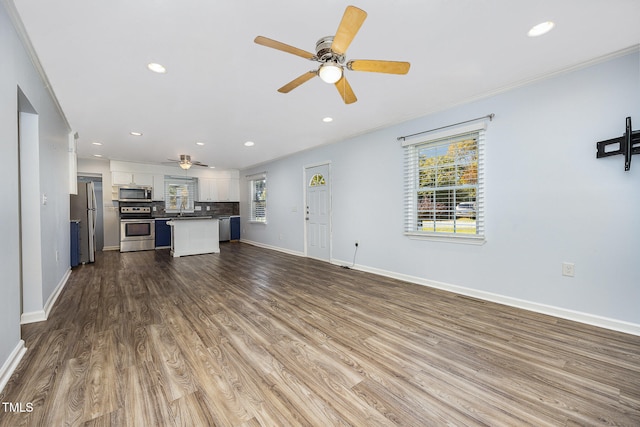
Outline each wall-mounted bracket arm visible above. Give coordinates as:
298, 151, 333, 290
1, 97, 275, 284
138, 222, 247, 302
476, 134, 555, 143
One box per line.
596, 117, 640, 171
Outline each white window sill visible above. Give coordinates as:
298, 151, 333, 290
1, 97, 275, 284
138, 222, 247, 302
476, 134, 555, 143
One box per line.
248, 220, 267, 225
405, 232, 486, 245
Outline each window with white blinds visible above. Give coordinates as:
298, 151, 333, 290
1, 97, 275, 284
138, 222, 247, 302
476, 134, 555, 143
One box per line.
164, 176, 198, 213
248, 173, 267, 223
403, 123, 485, 242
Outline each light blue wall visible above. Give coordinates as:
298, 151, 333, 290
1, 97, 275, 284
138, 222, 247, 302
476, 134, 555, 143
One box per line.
241, 50, 640, 327
0, 1, 23, 373
0, 1, 71, 375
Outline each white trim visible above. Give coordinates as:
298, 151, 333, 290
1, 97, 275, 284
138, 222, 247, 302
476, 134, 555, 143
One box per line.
0, 340, 27, 394
240, 239, 305, 258
43, 268, 71, 319
331, 259, 640, 337
20, 310, 46, 324
21, 268, 71, 325
103, 245, 120, 251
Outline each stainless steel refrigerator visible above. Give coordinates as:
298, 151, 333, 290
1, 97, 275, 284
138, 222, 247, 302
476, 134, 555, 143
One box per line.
70, 181, 97, 263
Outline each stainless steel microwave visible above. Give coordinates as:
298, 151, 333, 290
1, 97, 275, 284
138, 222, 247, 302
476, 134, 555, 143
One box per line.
118, 186, 152, 201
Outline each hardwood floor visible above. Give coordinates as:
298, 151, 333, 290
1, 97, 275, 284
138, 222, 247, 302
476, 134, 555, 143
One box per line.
1, 243, 639, 426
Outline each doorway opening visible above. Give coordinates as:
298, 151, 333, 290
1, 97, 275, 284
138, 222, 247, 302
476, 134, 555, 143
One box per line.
18, 88, 40, 324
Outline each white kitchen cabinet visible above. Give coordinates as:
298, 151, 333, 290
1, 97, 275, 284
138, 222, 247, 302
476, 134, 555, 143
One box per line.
167, 218, 220, 257
198, 178, 239, 202
134, 173, 153, 186
228, 178, 239, 201
198, 178, 218, 201
216, 178, 240, 201
112, 172, 133, 186
217, 178, 229, 201
112, 172, 153, 187
152, 174, 165, 200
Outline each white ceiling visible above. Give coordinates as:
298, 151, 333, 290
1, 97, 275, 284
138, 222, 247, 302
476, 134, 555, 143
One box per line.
10, 0, 640, 170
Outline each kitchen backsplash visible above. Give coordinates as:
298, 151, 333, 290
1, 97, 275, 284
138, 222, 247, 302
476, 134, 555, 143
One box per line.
152, 201, 239, 218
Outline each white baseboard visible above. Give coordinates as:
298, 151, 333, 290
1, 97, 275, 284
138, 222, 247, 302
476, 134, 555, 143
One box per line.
21, 268, 71, 325
331, 259, 640, 337
0, 340, 26, 394
102, 245, 120, 251
20, 310, 46, 324
240, 239, 305, 258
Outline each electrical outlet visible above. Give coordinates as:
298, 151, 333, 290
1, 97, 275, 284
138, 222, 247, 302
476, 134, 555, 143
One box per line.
562, 262, 575, 277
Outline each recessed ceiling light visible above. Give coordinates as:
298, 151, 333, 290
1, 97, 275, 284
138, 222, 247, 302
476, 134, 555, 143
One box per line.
244, 141, 255, 147
209, 166, 216, 169
196, 141, 205, 146
528, 21, 555, 37
130, 131, 143, 136
92, 142, 102, 146
93, 154, 103, 158
323, 117, 333, 123
147, 63, 167, 73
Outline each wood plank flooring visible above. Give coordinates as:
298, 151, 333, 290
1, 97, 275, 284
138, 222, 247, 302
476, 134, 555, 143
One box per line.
1, 243, 639, 426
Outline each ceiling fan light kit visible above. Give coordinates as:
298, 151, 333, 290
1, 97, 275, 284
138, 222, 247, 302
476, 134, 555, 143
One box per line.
166, 154, 208, 169
179, 154, 192, 170
254, 5, 410, 104
318, 62, 343, 84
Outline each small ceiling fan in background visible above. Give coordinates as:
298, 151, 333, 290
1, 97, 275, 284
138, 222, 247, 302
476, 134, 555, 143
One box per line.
254, 5, 410, 104
166, 154, 208, 170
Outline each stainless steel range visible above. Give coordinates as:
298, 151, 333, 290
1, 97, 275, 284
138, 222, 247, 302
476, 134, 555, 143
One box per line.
120, 205, 155, 252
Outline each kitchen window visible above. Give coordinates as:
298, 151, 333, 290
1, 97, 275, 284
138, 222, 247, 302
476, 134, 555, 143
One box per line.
403, 122, 485, 243
164, 176, 198, 213
248, 173, 267, 223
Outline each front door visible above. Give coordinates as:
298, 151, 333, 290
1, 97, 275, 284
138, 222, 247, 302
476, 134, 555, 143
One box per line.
305, 163, 331, 261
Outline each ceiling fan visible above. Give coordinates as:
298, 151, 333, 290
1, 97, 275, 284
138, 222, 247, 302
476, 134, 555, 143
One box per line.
166, 154, 208, 170
254, 5, 410, 104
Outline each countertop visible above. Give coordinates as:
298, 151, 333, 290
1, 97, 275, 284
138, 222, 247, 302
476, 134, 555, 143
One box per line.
167, 216, 215, 221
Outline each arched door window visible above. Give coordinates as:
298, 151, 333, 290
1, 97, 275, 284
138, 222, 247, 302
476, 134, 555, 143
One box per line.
309, 174, 326, 187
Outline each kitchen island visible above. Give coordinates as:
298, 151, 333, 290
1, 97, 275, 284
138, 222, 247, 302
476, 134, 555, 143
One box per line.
167, 217, 219, 257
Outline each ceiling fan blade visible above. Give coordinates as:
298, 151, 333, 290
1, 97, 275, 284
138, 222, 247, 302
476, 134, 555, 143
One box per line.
254, 36, 315, 60
278, 71, 317, 93
335, 76, 357, 104
348, 59, 411, 75
192, 162, 209, 167
331, 6, 367, 55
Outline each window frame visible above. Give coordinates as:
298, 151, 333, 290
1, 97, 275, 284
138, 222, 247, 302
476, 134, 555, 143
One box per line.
248, 173, 267, 223
403, 122, 486, 244
164, 176, 198, 213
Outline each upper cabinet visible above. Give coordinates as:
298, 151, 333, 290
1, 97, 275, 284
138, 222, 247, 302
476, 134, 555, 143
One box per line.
198, 177, 239, 202
112, 172, 153, 187
152, 174, 165, 201
217, 178, 239, 202
198, 178, 218, 202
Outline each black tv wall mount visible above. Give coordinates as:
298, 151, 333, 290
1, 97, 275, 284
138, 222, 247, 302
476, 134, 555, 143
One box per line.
596, 116, 640, 171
